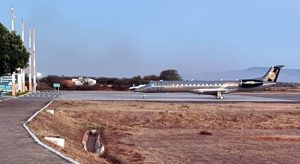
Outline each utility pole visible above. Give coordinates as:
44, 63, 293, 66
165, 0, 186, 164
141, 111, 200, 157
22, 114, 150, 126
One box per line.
10, 8, 15, 31
28, 28, 32, 92
32, 27, 37, 92
10, 8, 16, 96
21, 19, 26, 92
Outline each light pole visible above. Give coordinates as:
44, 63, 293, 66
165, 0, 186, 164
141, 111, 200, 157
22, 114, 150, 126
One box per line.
21, 19, 26, 92
32, 27, 37, 92
10, 7, 16, 96
28, 28, 32, 92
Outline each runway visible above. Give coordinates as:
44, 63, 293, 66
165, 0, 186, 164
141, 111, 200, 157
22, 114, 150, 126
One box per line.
58, 91, 300, 102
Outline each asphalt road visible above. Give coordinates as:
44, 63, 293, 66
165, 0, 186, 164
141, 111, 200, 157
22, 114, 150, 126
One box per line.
0, 96, 8, 101
59, 91, 300, 102
0, 97, 68, 164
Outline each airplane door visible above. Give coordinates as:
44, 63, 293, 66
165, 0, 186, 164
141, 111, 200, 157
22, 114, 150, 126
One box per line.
158, 81, 163, 92
154, 81, 163, 92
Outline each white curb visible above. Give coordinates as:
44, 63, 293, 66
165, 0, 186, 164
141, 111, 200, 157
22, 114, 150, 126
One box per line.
23, 100, 79, 164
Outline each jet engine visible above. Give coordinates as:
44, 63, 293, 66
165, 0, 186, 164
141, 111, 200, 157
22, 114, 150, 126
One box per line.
239, 80, 263, 88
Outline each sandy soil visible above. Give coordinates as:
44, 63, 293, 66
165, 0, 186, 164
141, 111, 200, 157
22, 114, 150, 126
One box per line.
28, 101, 300, 164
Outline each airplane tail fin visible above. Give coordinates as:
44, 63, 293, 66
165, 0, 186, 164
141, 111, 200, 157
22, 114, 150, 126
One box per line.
259, 65, 284, 82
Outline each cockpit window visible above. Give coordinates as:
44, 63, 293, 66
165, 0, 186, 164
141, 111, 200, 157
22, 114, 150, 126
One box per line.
147, 81, 157, 87
146, 82, 153, 87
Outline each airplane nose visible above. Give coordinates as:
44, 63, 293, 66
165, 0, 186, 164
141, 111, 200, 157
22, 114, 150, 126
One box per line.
134, 86, 146, 92
133, 87, 142, 92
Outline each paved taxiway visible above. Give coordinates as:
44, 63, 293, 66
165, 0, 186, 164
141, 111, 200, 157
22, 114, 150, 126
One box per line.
0, 96, 8, 101
0, 98, 68, 164
58, 91, 300, 102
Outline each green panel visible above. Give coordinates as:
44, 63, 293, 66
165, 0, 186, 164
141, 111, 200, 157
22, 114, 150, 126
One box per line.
53, 83, 61, 88
0, 84, 12, 91
0, 85, 5, 90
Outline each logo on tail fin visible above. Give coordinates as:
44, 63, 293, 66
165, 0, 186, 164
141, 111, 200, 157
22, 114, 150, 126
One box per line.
267, 70, 277, 82
261, 65, 284, 82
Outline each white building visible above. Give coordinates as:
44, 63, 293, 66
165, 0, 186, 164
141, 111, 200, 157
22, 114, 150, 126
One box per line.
72, 77, 96, 86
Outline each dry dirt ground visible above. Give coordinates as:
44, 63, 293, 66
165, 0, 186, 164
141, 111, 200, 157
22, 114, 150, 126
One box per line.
28, 101, 300, 164
265, 86, 300, 92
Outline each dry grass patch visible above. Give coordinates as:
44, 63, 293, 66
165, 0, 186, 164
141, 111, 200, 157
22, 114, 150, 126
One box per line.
28, 101, 300, 163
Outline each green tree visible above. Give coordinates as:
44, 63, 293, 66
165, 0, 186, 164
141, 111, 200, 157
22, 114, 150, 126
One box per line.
0, 23, 10, 75
142, 75, 160, 83
0, 22, 30, 76
159, 69, 182, 81
131, 75, 142, 84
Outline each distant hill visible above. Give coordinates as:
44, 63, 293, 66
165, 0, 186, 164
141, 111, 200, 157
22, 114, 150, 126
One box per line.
183, 67, 300, 82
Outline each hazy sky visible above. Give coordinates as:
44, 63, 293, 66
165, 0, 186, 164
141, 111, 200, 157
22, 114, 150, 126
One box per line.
1, 0, 299, 77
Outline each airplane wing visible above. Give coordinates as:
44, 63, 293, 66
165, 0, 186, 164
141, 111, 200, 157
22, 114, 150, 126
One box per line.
189, 88, 237, 95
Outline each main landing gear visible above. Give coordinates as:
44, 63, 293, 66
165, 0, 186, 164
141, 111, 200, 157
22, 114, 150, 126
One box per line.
216, 91, 224, 100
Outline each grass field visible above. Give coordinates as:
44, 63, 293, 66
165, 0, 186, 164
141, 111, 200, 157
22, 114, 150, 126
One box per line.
28, 101, 300, 164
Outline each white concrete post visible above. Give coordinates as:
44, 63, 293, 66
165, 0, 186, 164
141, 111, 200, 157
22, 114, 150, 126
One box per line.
28, 28, 32, 92
32, 27, 37, 92
21, 19, 26, 92
10, 8, 16, 96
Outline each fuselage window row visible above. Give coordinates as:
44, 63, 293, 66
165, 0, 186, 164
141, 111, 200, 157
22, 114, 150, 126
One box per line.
168, 83, 224, 88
